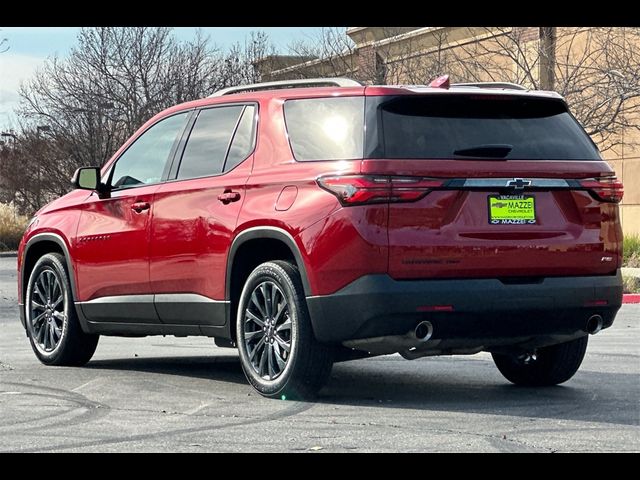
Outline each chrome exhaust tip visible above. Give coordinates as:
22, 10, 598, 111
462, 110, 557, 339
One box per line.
414, 321, 433, 342
586, 314, 604, 335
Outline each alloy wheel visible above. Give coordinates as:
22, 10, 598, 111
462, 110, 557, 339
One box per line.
242, 281, 292, 381
29, 268, 66, 353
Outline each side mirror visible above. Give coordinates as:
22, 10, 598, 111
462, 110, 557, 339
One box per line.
72, 167, 100, 190
72, 167, 109, 197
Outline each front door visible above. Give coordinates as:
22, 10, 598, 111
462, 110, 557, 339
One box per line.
74, 111, 191, 323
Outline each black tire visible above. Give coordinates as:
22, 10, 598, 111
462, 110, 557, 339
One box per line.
492, 336, 589, 386
236, 260, 333, 400
25, 253, 99, 366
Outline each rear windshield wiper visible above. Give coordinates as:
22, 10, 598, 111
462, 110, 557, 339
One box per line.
453, 144, 513, 159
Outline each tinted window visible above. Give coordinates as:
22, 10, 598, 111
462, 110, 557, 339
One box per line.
225, 105, 256, 172
365, 95, 600, 160
177, 106, 244, 179
284, 97, 364, 161
110, 112, 189, 189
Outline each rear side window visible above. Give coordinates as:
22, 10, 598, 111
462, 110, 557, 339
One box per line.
225, 105, 256, 172
365, 95, 600, 160
177, 106, 244, 180
284, 97, 364, 161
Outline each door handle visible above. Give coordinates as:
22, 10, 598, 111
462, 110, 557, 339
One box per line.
217, 191, 241, 204
131, 201, 151, 213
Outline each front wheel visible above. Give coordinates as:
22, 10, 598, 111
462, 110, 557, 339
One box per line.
25, 253, 99, 366
236, 261, 333, 400
492, 336, 589, 387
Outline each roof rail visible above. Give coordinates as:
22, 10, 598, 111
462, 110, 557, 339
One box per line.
452, 82, 528, 91
209, 77, 363, 97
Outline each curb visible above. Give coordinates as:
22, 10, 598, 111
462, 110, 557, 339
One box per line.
0, 251, 17, 258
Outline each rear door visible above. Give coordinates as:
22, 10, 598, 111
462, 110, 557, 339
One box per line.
362, 93, 622, 280
149, 104, 257, 327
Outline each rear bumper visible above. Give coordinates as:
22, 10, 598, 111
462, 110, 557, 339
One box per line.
306, 271, 622, 344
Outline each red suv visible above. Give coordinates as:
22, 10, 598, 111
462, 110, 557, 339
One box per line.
17, 77, 623, 399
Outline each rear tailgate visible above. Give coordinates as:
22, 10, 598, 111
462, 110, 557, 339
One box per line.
362, 93, 623, 280
361, 159, 621, 279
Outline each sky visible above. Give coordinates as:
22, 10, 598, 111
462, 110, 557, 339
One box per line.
0, 27, 328, 131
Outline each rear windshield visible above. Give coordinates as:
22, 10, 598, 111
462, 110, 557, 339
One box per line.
283, 94, 600, 161
365, 95, 600, 160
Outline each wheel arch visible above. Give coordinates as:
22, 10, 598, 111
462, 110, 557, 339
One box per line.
226, 227, 311, 299
22, 233, 77, 305
225, 227, 312, 342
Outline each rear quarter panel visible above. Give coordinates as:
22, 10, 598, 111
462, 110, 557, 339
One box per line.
236, 96, 387, 295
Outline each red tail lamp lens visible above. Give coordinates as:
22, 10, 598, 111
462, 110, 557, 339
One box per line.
579, 177, 623, 203
317, 175, 445, 206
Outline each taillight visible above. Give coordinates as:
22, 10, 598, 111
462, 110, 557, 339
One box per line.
579, 177, 624, 203
317, 175, 445, 206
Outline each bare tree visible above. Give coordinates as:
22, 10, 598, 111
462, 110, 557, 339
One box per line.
452, 27, 640, 153
286, 28, 467, 85
289, 27, 640, 154
19, 27, 222, 168
7, 27, 274, 213
381, 28, 455, 85
0, 127, 64, 213
286, 28, 355, 78
219, 31, 276, 86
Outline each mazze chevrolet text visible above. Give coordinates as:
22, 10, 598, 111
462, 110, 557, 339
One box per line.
17, 77, 624, 399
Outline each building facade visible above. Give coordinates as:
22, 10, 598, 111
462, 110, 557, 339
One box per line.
255, 27, 640, 235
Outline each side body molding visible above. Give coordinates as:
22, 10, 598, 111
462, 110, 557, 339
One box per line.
23, 228, 313, 340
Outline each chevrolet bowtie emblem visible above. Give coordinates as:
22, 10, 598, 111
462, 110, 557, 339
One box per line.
506, 178, 532, 190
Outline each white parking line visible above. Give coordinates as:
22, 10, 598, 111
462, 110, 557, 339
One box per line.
71, 378, 101, 392
184, 402, 211, 415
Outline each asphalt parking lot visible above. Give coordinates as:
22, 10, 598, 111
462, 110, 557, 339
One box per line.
0, 255, 638, 452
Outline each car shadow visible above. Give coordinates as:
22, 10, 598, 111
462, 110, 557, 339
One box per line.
85, 355, 638, 427
87, 355, 248, 386
322, 359, 639, 427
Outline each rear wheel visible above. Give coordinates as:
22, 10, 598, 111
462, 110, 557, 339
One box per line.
492, 336, 588, 386
25, 253, 99, 366
236, 261, 333, 400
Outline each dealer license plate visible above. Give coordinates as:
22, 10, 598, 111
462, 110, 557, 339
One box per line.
488, 195, 536, 225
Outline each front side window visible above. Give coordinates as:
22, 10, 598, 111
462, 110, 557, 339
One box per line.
110, 112, 189, 189
176, 106, 244, 180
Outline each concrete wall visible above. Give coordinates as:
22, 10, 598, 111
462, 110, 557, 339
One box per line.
606, 118, 640, 236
